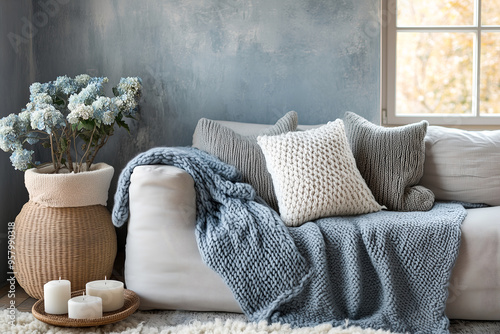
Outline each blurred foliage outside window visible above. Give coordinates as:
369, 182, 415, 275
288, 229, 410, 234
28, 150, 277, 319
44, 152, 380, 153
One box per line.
395, 0, 500, 117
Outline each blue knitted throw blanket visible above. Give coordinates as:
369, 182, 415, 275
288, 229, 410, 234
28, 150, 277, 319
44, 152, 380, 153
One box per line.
112, 147, 466, 334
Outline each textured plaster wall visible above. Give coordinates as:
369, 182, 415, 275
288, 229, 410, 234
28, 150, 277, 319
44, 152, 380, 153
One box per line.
0, 0, 380, 282
0, 0, 34, 286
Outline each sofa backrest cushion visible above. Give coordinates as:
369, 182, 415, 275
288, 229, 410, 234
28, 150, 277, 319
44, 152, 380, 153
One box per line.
257, 120, 383, 226
343, 112, 435, 212
420, 126, 500, 206
192, 111, 298, 212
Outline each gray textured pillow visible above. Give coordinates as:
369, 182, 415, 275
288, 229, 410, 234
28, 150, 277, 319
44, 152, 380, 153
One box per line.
192, 111, 298, 212
343, 112, 434, 211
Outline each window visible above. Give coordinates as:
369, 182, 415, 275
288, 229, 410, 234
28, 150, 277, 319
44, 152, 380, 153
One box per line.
383, 0, 500, 126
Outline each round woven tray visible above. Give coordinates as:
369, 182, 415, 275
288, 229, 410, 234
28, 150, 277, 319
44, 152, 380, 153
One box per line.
32, 289, 140, 327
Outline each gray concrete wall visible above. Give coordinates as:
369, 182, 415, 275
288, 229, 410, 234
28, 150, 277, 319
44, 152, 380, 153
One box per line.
1, 0, 380, 280
0, 0, 34, 286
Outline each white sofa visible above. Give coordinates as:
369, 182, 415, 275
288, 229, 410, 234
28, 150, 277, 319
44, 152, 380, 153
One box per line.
123, 120, 500, 321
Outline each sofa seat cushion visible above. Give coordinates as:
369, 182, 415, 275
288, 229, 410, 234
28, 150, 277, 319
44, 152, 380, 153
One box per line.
446, 205, 500, 320
125, 165, 500, 320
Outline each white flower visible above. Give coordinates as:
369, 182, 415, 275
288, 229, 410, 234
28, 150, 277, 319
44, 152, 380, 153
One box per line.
114, 93, 138, 116
54, 75, 77, 95
18, 110, 31, 123
30, 104, 64, 133
67, 104, 94, 124
0, 74, 142, 173
0, 113, 31, 152
68, 82, 105, 109
29, 82, 44, 96
92, 97, 119, 123
0, 123, 18, 152
32, 93, 53, 105
116, 77, 142, 96
124, 93, 137, 110
102, 111, 115, 125
75, 74, 91, 87
9, 148, 33, 171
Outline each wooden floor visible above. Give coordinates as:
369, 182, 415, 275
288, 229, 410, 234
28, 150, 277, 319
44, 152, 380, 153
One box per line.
0, 252, 125, 313
0, 281, 37, 312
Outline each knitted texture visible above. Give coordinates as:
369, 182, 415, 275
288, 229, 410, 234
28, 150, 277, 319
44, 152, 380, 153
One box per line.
25, 162, 114, 207
257, 120, 383, 226
192, 111, 298, 212
112, 147, 465, 334
343, 112, 435, 212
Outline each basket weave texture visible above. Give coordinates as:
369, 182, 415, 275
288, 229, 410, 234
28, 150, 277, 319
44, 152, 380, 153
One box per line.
32, 289, 139, 327
14, 201, 117, 300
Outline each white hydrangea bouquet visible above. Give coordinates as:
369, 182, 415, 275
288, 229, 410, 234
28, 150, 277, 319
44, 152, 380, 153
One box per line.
0, 75, 142, 173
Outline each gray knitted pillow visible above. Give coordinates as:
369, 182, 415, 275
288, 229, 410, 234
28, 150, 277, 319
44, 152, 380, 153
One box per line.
343, 112, 435, 211
192, 111, 298, 212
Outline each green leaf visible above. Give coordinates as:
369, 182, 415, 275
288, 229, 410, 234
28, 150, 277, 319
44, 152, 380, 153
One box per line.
60, 137, 68, 151
116, 118, 130, 132
98, 125, 108, 136
53, 96, 65, 106
81, 120, 95, 131
112, 87, 119, 97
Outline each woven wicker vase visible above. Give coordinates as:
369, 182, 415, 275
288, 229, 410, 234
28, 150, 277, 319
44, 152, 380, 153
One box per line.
14, 163, 117, 300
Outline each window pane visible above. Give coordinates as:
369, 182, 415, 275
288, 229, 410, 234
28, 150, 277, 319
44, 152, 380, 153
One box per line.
482, 0, 500, 25
480, 32, 500, 114
396, 32, 474, 115
397, 0, 474, 26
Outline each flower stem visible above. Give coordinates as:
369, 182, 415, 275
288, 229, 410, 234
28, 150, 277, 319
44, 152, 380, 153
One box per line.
79, 124, 97, 171
87, 135, 109, 170
64, 127, 73, 173
49, 134, 56, 171
72, 127, 78, 172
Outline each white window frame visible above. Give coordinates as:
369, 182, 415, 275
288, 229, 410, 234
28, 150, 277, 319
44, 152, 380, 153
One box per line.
382, 0, 500, 127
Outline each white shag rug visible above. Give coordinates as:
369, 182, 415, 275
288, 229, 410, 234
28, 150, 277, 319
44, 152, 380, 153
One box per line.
0, 309, 398, 334
2, 309, 500, 334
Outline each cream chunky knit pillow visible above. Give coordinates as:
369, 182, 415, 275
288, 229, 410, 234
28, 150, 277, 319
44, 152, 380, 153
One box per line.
257, 119, 383, 227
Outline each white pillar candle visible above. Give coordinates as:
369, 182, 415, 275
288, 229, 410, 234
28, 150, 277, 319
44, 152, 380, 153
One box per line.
68, 293, 102, 319
44, 278, 71, 314
86, 277, 124, 312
